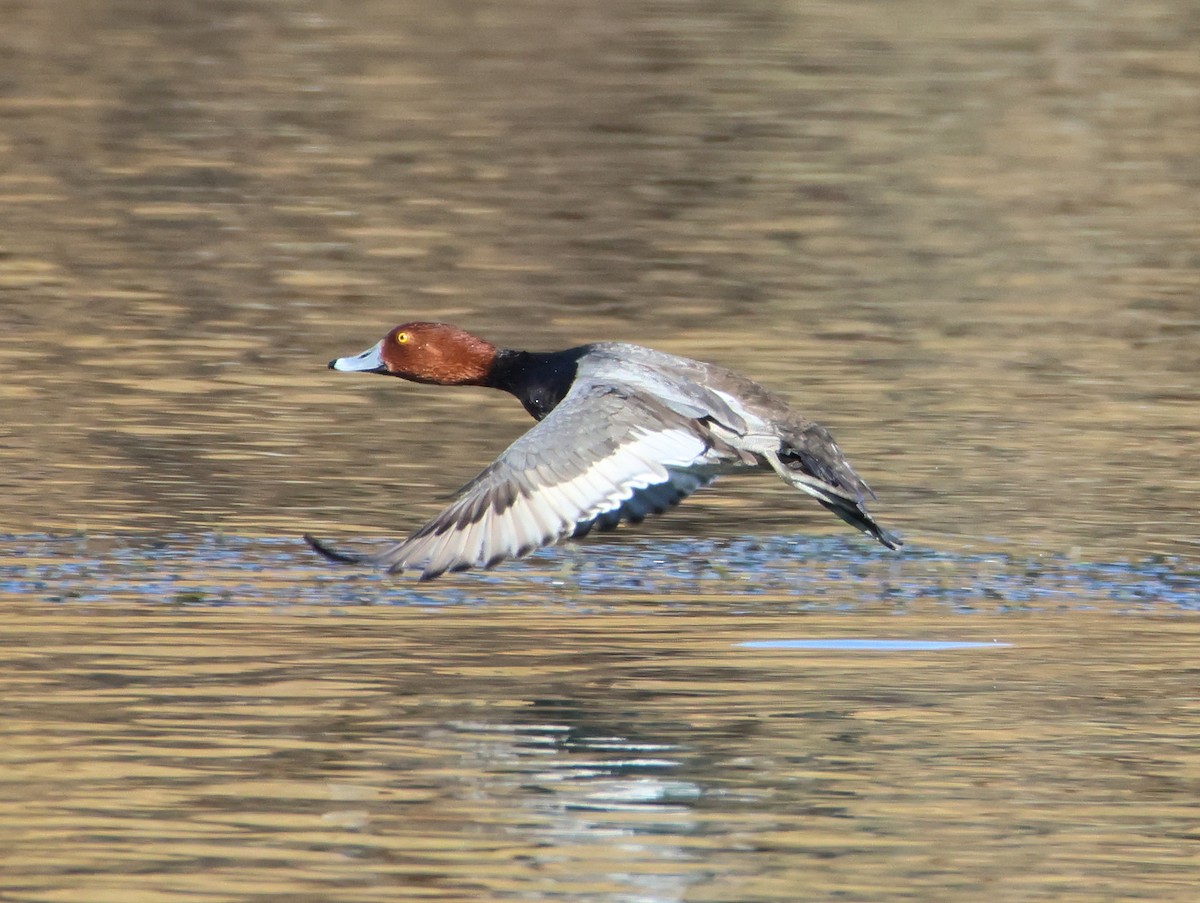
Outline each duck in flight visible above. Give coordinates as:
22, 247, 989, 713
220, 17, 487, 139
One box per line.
305, 322, 902, 580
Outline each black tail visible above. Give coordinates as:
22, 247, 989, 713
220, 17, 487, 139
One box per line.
815, 498, 903, 550
778, 422, 903, 551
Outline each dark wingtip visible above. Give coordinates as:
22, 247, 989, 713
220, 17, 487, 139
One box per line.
303, 533, 366, 565
875, 527, 904, 551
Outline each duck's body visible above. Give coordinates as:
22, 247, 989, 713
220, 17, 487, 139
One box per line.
306, 322, 901, 580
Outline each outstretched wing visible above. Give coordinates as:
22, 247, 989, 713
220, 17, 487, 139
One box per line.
306, 382, 722, 580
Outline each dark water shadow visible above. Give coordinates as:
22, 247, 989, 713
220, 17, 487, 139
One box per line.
3, 532, 1197, 611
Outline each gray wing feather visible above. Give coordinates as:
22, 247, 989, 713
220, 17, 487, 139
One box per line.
329, 381, 718, 579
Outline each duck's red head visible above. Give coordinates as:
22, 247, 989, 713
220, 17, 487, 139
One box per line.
329, 322, 498, 386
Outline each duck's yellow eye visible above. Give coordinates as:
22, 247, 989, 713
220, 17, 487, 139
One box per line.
395, 332, 409, 344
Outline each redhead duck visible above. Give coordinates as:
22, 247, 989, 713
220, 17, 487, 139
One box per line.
305, 322, 902, 580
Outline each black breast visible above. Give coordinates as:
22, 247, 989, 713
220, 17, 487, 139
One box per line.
488, 346, 589, 420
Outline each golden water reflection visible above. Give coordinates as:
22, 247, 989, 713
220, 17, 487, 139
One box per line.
3, 603, 1200, 901
2, 0, 1199, 899
0, 0, 1195, 559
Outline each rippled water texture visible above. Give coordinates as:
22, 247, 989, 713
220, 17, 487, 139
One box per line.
1, 0, 1198, 899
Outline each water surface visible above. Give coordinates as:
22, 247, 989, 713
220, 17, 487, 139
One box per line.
4, 591, 1200, 902
1, 0, 1198, 899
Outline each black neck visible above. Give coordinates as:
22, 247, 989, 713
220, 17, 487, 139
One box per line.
487, 346, 588, 420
